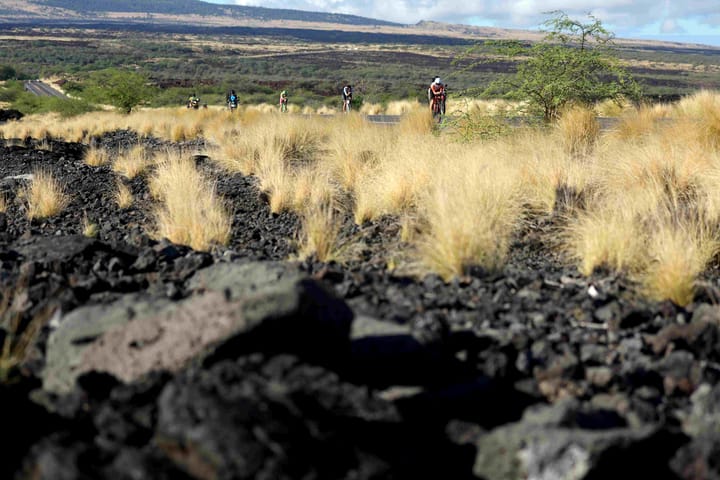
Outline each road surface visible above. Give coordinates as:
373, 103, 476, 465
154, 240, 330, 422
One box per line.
24, 80, 67, 98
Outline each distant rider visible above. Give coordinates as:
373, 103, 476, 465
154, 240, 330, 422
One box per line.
226, 89, 238, 111
279, 90, 288, 112
187, 92, 200, 109
428, 77, 445, 113
342, 84, 353, 113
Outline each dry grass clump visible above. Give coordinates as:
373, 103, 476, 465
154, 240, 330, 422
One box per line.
297, 202, 344, 262
561, 103, 720, 305
446, 98, 524, 117
359, 103, 384, 115
642, 216, 719, 306
386, 100, 423, 116
325, 117, 393, 194
291, 166, 339, 213
564, 206, 647, 276
115, 181, 134, 209
84, 146, 110, 167
151, 152, 231, 251
665, 92, 720, 151
23, 169, 69, 220
82, 212, 99, 238
594, 97, 633, 117
415, 156, 523, 279
607, 105, 665, 142
397, 106, 434, 136
556, 105, 600, 158
0, 194, 8, 213
113, 145, 151, 179
353, 136, 441, 224
256, 144, 295, 213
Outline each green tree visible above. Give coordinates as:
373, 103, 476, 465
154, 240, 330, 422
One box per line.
84, 69, 153, 113
0, 65, 17, 81
481, 11, 641, 121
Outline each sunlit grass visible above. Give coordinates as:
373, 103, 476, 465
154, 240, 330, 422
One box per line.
23, 169, 69, 220
113, 145, 151, 179
84, 145, 110, 167
151, 152, 231, 251
115, 180, 134, 209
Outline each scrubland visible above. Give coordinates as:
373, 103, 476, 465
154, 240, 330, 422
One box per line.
3, 93, 720, 305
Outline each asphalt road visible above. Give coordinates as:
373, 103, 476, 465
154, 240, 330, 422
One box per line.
24, 80, 67, 98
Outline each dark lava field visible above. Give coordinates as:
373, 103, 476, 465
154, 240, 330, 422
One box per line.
1, 128, 720, 479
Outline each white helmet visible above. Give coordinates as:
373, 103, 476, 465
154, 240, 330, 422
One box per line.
434, 77, 441, 85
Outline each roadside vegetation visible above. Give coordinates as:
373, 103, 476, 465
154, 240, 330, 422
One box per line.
5, 89, 720, 305
3, 12, 720, 305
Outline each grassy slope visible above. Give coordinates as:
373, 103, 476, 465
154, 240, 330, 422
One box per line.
1, 1, 719, 104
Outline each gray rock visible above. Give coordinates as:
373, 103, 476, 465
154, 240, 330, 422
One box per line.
473, 400, 657, 480
682, 383, 720, 437
43, 294, 172, 394
44, 262, 353, 393
351, 314, 408, 340
585, 366, 614, 388
692, 304, 720, 325
593, 301, 619, 324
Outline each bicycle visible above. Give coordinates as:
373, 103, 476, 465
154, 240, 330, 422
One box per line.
431, 93, 445, 122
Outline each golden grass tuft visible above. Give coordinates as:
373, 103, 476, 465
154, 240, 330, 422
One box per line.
291, 166, 339, 213
353, 136, 440, 224
564, 206, 648, 276
607, 105, 664, 142
415, 156, 523, 280
386, 100, 422, 116
24, 170, 69, 220
0, 194, 7, 213
594, 97, 633, 117
82, 212, 99, 238
84, 146, 110, 167
113, 145, 151, 179
115, 181, 134, 209
397, 106, 434, 135
256, 144, 295, 214
641, 216, 719, 306
359, 102, 384, 115
297, 202, 344, 262
556, 105, 600, 158
151, 152, 231, 251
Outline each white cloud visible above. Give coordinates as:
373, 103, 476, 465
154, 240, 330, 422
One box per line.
219, 0, 720, 36
660, 18, 684, 34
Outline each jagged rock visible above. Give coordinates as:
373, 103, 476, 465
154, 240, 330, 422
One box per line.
671, 432, 720, 480
473, 399, 683, 480
46, 262, 353, 391
682, 383, 720, 437
43, 294, 172, 393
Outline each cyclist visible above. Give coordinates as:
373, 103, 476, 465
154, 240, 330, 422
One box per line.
428, 77, 445, 116
226, 90, 238, 111
279, 90, 288, 112
187, 92, 200, 109
341, 84, 353, 113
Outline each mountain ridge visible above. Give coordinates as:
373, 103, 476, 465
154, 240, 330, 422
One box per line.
1, 0, 718, 50
1, 0, 401, 27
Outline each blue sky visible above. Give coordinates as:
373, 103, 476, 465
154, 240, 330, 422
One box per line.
206, 0, 720, 46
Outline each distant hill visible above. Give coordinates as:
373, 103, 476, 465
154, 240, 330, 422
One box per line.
2, 0, 718, 51
4, 0, 400, 27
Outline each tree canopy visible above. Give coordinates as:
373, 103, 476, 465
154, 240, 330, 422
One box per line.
479, 11, 641, 121
83, 69, 153, 114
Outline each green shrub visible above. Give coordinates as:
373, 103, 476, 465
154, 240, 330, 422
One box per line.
11, 93, 97, 117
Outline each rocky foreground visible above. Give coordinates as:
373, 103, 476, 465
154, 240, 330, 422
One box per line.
1, 132, 720, 479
